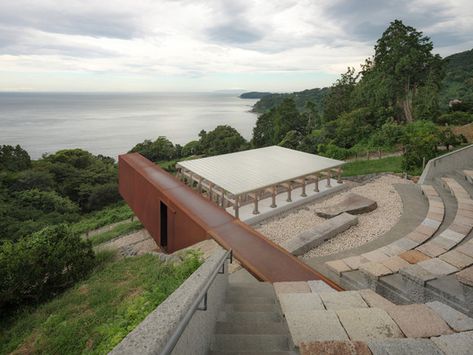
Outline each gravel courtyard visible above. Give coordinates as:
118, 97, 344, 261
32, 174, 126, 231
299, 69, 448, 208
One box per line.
255, 174, 413, 258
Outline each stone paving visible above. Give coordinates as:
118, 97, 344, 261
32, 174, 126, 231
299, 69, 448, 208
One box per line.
273, 280, 473, 353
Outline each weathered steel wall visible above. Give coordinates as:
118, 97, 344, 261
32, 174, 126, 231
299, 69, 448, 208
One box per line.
118, 152, 343, 289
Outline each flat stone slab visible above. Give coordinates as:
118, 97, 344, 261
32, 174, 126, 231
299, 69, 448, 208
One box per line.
393, 238, 419, 251
456, 266, 473, 287
285, 310, 348, 346
417, 258, 458, 276
362, 250, 390, 263
300, 340, 371, 355
430, 331, 473, 355
359, 289, 396, 310
307, 280, 337, 294
336, 308, 404, 341
359, 262, 393, 279
368, 338, 444, 355
315, 192, 377, 218
399, 250, 431, 264
273, 281, 310, 295
400, 264, 436, 285
456, 241, 473, 258
416, 242, 447, 257
343, 255, 369, 269
386, 304, 453, 338
426, 301, 473, 332
279, 293, 324, 314
319, 291, 368, 310
282, 213, 358, 256
382, 256, 411, 273
326, 259, 351, 275
439, 250, 473, 269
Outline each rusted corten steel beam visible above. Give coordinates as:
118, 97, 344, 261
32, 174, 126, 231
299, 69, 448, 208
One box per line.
118, 153, 342, 288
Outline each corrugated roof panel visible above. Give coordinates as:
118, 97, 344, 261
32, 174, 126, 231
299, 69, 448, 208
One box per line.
177, 146, 344, 195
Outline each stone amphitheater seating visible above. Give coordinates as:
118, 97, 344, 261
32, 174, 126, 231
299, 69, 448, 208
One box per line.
322, 169, 473, 317
272, 280, 473, 354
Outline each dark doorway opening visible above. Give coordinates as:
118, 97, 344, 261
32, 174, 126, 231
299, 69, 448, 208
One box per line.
160, 201, 168, 248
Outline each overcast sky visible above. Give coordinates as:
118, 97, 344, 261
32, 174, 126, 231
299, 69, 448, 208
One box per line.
1, 0, 472, 92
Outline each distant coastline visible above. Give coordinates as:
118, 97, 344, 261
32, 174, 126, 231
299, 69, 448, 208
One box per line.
239, 91, 272, 99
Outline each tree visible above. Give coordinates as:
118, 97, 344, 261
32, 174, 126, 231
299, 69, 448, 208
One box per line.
323, 67, 358, 121
279, 130, 303, 150
402, 120, 441, 171
0, 145, 31, 172
129, 136, 177, 162
372, 19, 444, 122
198, 125, 247, 156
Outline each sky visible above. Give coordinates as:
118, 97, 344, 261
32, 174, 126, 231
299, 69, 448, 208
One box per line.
0, 0, 472, 93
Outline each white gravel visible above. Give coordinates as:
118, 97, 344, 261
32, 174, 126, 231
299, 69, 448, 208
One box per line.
255, 174, 413, 258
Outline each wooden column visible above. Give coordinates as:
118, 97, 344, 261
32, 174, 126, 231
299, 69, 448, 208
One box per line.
337, 167, 343, 184
252, 193, 260, 215
197, 177, 203, 193
234, 195, 240, 219
270, 185, 277, 208
314, 174, 319, 192
209, 183, 214, 201
301, 177, 307, 197
189, 173, 194, 188
326, 170, 331, 187
287, 183, 292, 202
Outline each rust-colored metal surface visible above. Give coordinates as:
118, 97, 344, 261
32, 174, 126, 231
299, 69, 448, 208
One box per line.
119, 153, 342, 288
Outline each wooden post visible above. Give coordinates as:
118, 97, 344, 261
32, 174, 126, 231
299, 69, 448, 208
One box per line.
209, 183, 214, 201
253, 194, 260, 215
271, 185, 277, 208
234, 195, 240, 218
189, 173, 194, 188
378, 149, 381, 159
287, 183, 292, 202
366, 151, 370, 160
314, 174, 319, 192
337, 167, 343, 184
221, 191, 226, 208
301, 177, 307, 197
326, 171, 331, 187
197, 177, 203, 194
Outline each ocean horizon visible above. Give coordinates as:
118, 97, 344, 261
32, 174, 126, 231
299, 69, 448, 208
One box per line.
0, 92, 258, 159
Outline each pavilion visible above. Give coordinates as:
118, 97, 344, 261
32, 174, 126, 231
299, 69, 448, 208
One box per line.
176, 146, 345, 219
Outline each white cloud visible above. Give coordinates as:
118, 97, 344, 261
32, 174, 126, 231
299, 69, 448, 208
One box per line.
0, 0, 471, 91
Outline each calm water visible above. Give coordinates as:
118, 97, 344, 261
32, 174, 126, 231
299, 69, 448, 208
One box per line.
0, 92, 258, 159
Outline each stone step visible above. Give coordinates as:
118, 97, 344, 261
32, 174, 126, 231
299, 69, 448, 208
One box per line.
211, 334, 290, 352
228, 282, 274, 290
227, 287, 276, 298
225, 295, 276, 304
218, 311, 282, 323
209, 352, 297, 355
224, 302, 278, 313
214, 321, 288, 335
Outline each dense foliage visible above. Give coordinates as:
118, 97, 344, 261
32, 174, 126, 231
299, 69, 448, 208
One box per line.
0, 224, 95, 309
440, 49, 473, 109
252, 88, 329, 114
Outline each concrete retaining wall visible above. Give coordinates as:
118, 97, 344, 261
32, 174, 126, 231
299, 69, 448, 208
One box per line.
419, 144, 473, 184
110, 249, 229, 355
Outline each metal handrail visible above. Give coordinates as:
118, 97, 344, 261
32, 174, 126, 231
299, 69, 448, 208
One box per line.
161, 249, 232, 355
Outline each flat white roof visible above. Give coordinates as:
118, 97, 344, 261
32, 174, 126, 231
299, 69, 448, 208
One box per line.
176, 146, 344, 196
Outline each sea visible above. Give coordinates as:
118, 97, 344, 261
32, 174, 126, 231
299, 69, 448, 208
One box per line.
0, 92, 259, 160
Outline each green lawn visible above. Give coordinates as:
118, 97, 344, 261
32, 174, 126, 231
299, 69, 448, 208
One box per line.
342, 156, 403, 177
0, 251, 202, 355
88, 220, 143, 246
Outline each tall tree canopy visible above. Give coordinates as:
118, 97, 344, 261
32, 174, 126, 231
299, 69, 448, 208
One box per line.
370, 19, 444, 122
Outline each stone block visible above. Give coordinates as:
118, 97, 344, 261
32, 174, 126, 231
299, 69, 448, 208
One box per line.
300, 340, 372, 355
399, 250, 431, 264
417, 258, 458, 276
319, 291, 368, 310
416, 242, 447, 258
307, 280, 337, 294
439, 250, 473, 269
285, 310, 348, 346
359, 262, 393, 279
368, 338, 444, 355
399, 264, 436, 285
315, 192, 377, 218
362, 250, 390, 263
343, 255, 369, 269
393, 238, 418, 251
426, 301, 473, 332
432, 236, 459, 250
451, 223, 472, 236
456, 241, 473, 258
422, 218, 442, 229
442, 228, 466, 242
416, 224, 437, 237
407, 231, 432, 244
282, 213, 358, 256
379, 244, 405, 257
430, 331, 473, 355
386, 304, 453, 338
382, 256, 411, 273
279, 293, 324, 314
326, 260, 351, 276
274, 281, 310, 295
337, 308, 404, 341
456, 266, 473, 287
359, 289, 396, 310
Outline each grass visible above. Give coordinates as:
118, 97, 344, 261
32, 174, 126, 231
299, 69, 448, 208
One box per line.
88, 221, 143, 246
342, 156, 403, 177
0, 251, 202, 355
70, 203, 135, 236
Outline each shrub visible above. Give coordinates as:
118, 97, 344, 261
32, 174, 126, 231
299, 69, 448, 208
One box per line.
436, 111, 473, 125
318, 143, 351, 160
0, 224, 95, 309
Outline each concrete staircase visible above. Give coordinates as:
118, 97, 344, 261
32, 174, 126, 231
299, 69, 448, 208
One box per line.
209, 281, 297, 354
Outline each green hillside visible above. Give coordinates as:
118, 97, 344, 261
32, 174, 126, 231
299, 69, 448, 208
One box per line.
440, 49, 473, 107
251, 87, 329, 113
